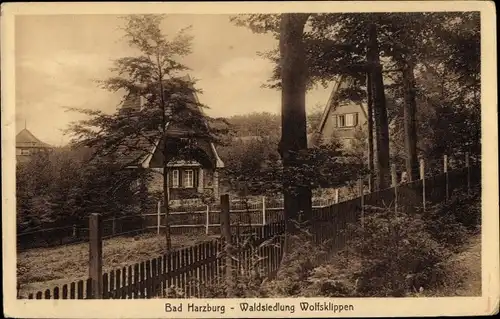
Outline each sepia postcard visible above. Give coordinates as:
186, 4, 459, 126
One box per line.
2, 1, 498, 318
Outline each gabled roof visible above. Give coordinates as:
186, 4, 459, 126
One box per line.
118, 75, 224, 169
316, 75, 368, 136
16, 129, 52, 149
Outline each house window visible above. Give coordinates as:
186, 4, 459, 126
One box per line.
171, 170, 179, 188
184, 169, 194, 188
337, 113, 358, 128
338, 115, 346, 127
20, 149, 30, 156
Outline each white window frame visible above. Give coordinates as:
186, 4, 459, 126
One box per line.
184, 169, 194, 188
337, 113, 357, 128
345, 113, 355, 127
171, 169, 179, 188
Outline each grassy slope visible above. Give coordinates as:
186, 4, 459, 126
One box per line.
424, 233, 481, 297
453, 234, 481, 296
17, 232, 218, 297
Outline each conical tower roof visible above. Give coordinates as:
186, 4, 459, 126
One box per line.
16, 129, 52, 148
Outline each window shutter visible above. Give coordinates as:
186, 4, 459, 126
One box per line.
354, 113, 359, 126
178, 169, 183, 188
332, 115, 338, 128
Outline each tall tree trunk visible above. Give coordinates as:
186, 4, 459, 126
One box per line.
367, 23, 390, 190
279, 13, 312, 238
402, 59, 419, 181
366, 73, 375, 192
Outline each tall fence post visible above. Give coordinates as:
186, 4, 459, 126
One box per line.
420, 158, 426, 212
157, 201, 161, 235
89, 213, 103, 299
391, 164, 398, 213
358, 178, 364, 229
205, 204, 210, 235
335, 188, 339, 203
220, 194, 234, 296
262, 196, 266, 226
466, 152, 471, 195
444, 154, 449, 201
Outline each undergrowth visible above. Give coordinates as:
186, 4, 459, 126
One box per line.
142, 187, 481, 299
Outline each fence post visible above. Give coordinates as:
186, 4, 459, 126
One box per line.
205, 205, 210, 235
157, 201, 161, 235
466, 152, 471, 195
72, 224, 77, 238
358, 178, 364, 229
391, 164, 398, 213
335, 188, 339, 203
220, 194, 234, 296
262, 196, 266, 226
444, 154, 449, 201
89, 213, 103, 299
420, 158, 426, 212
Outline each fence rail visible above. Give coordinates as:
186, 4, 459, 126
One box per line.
20, 162, 481, 300
17, 194, 341, 250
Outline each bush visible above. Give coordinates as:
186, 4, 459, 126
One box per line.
260, 230, 328, 297
333, 205, 453, 297
421, 186, 480, 252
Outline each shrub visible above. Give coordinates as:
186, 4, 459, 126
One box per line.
260, 225, 329, 297
421, 186, 481, 252
337, 205, 452, 297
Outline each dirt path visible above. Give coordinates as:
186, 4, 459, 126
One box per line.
451, 234, 481, 296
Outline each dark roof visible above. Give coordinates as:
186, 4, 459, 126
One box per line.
16, 129, 52, 149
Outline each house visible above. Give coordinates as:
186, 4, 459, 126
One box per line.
115, 75, 224, 202
16, 127, 53, 163
310, 75, 368, 150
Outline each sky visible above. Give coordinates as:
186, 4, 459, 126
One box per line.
15, 14, 334, 146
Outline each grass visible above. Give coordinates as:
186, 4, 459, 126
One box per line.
421, 233, 481, 297
17, 232, 218, 297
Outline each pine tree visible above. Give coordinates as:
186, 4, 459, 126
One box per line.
66, 15, 225, 251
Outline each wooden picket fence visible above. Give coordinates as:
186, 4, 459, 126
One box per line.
26, 221, 286, 299
23, 161, 480, 300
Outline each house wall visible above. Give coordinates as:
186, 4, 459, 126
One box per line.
15, 147, 51, 163
145, 165, 219, 200
320, 101, 368, 146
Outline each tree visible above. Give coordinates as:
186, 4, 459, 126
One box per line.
66, 15, 225, 251
366, 21, 391, 189
279, 13, 313, 237
225, 112, 281, 138
16, 147, 146, 235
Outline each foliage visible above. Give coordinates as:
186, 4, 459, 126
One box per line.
225, 112, 281, 138
335, 205, 453, 297
16, 147, 149, 233
260, 226, 328, 297
221, 137, 366, 198
423, 186, 481, 244
65, 14, 227, 170
232, 12, 481, 173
